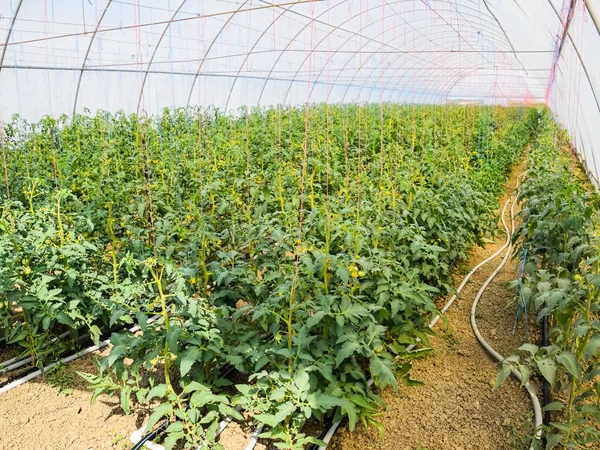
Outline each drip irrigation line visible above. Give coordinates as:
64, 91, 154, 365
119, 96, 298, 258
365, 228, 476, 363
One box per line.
542, 315, 551, 432
1, 313, 153, 375
0, 330, 70, 373
0, 365, 38, 389
130, 422, 169, 450
0, 330, 89, 375
243, 424, 264, 450
470, 172, 543, 449
0, 315, 160, 396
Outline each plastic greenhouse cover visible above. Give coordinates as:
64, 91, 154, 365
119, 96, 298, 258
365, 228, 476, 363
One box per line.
0, 0, 598, 185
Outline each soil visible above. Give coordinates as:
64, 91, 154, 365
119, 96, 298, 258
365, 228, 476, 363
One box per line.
333, 161, 540, 450
0, 346, 145, 450
218, 421, 266, 450
0, 161, 539, 450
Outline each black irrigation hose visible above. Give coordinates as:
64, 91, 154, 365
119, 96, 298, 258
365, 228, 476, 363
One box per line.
130, 334, 273, 450
0, 366, 38, 389
0, 312, 148, 374
308, 417, 334, 450
131, 421, 169, 450
541, 314, 551, 446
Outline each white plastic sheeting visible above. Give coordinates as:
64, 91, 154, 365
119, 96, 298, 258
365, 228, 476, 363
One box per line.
0, 0, 598, 183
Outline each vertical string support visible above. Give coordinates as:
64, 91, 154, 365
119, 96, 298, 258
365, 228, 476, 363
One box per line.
0, 120, 10, 200
288, 0, 316, 370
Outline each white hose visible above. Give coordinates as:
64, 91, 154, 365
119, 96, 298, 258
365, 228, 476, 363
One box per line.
0, 315, 160, 395
0, 330, 71, 373
470, 176, 542, 448
242, 424, 264, 450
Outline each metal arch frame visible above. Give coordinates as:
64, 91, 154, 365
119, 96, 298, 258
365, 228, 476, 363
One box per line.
279, 4, 467, 107
0, 0, 24, 75
136, 0, 189, 114
552, 36, 600, 177
315, 19, 488, 106
324, 43, 485, 107
72, 0, 114, 118
261, 0, 509, 108
481, 0, 526, 71
281, 0, 515, 107
438, 0, 511, 72
386, 59, 541, 113
185, 0, 251, 109
282, 11, 456, 106
0, 0, 574, 116
382, 0, 529, 97
269, 0, 510, 50
363, 34, 529, 106
442, 66, 530, 101
365, 53, 490, 106
366, 54, 501, 106
274, 0, 512, 106
365, 50, 472, 103
334, 33, 480, 106
334, 22, 511, 106
549, 61, 600, 183
346, 31, 519, 106
422, 2, 514, 47
254, 0, 347, 108
252, 0, 502, 106
547, 0, 600, 115
361, 61, 466, 106
419, 0, 482, 54
223, 3, 294, 112
350, 27, 533, 105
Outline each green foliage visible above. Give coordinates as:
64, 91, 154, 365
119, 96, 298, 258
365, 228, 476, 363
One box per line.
0, 103, 537, 448
497, 110, 600, 449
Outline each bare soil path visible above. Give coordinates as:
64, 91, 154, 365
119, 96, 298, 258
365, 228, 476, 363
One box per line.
0, 346, 143, 450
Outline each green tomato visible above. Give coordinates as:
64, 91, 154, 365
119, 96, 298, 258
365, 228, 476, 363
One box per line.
21, 258, 30, 266
23, 266, 32, 276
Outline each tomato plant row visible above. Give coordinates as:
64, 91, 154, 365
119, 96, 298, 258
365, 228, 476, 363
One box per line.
497, 110, 600, 449
0, 104, 537, 449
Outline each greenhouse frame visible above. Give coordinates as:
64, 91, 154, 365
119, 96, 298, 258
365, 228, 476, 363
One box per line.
1, 2, 600, 450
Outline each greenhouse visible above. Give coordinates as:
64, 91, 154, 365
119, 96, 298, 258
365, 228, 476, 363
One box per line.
1, 1, 600, 449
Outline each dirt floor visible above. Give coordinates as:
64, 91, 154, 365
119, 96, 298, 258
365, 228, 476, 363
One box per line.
333, 161, 539, 450
0, 346, 144, 450
0, 162, 538, 450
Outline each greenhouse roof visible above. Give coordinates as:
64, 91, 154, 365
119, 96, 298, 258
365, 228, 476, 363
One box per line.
0, 1, 599, 181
